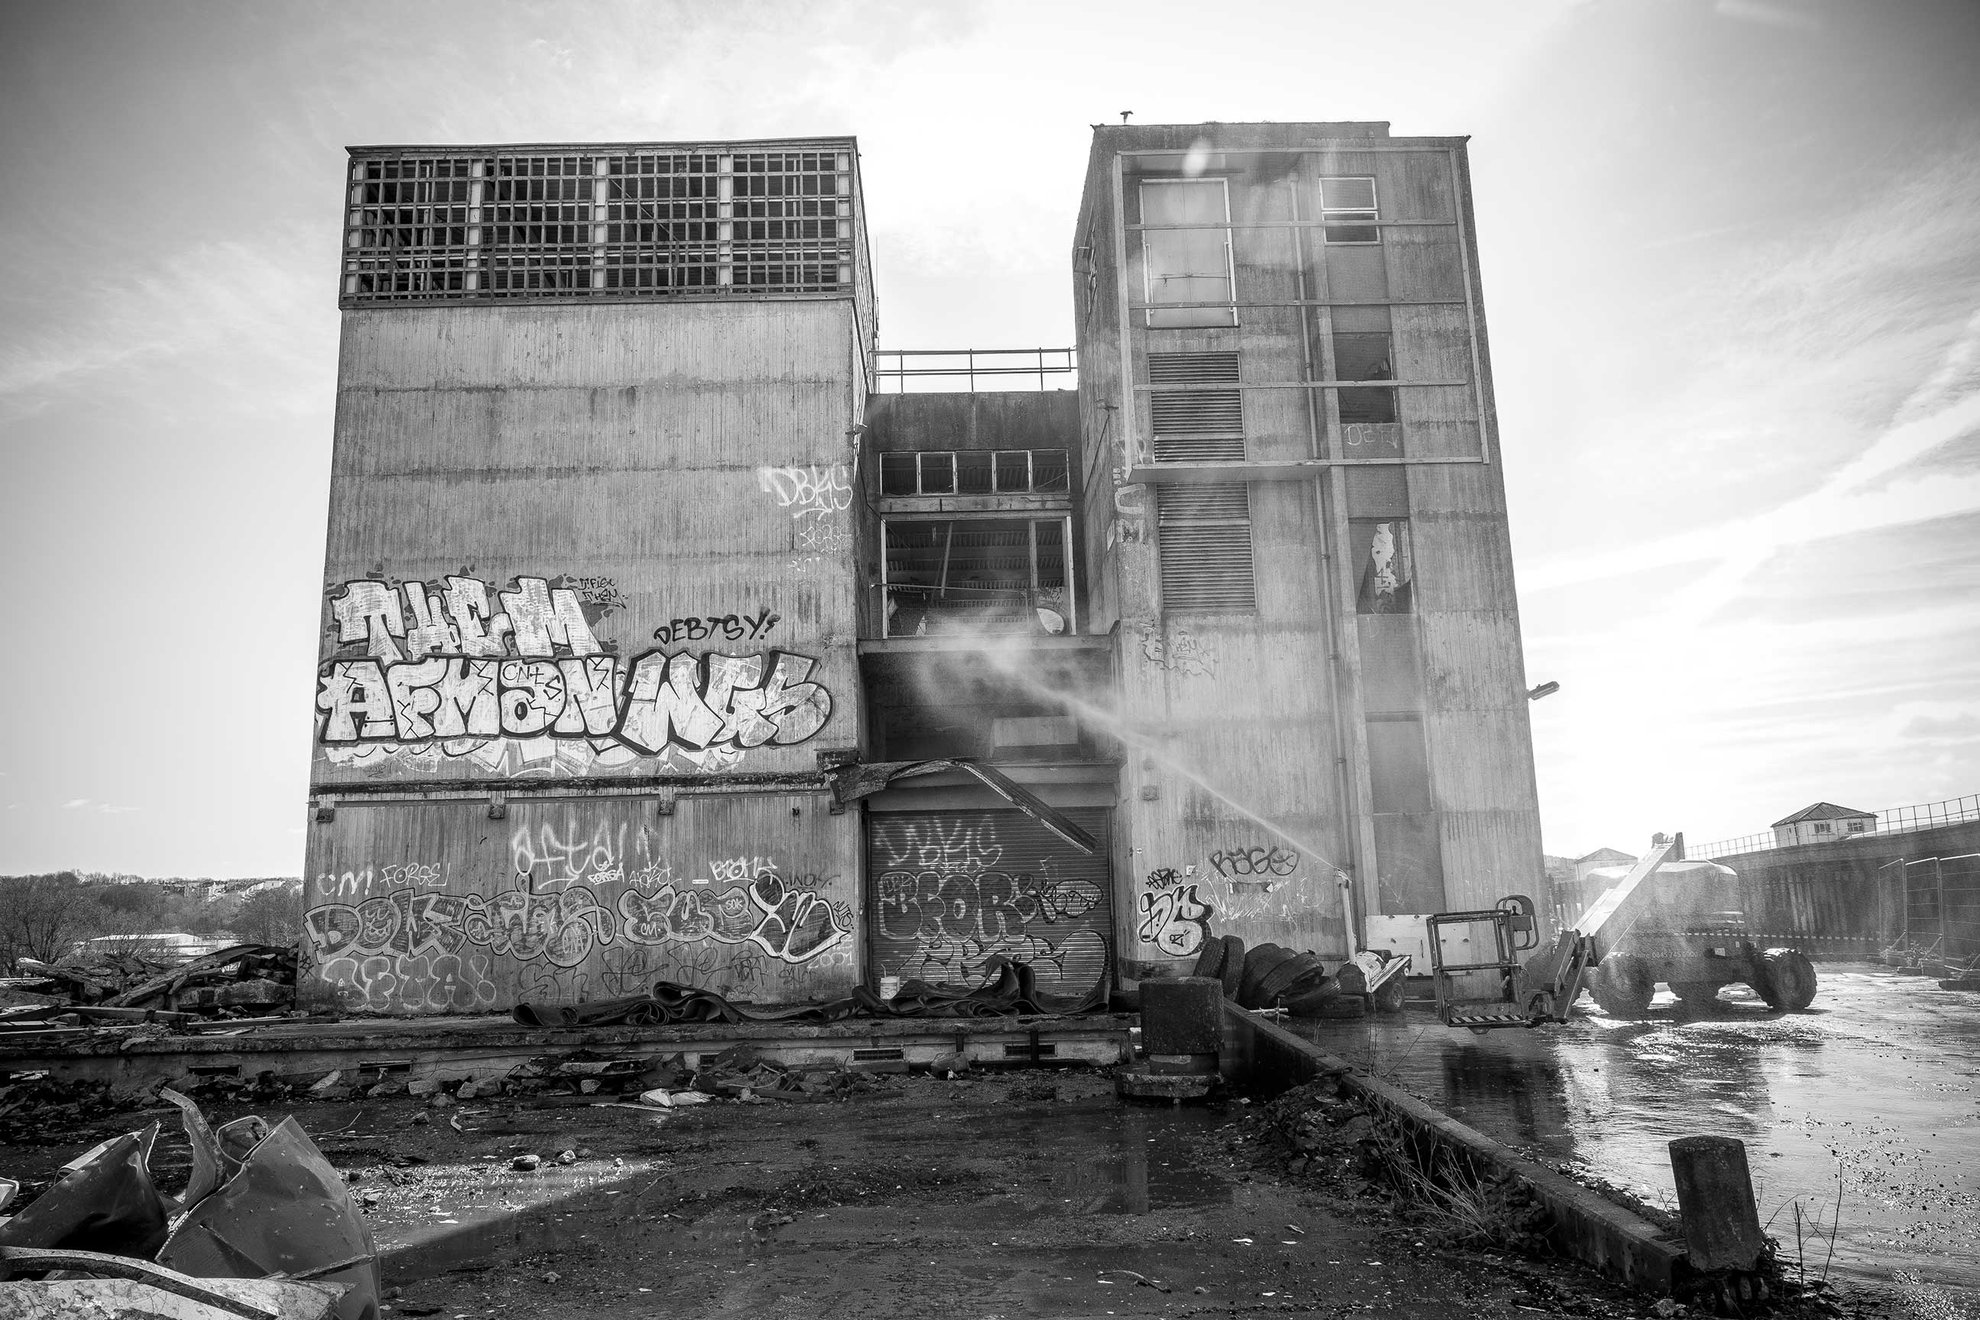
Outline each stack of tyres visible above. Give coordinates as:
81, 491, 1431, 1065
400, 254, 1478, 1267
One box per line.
1191, 935, 1364, 1018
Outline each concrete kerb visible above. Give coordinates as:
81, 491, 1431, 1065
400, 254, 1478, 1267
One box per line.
1225, 1005, 1685, 1296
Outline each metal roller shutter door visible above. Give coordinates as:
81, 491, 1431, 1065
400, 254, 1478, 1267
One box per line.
868, 808, 1112, 997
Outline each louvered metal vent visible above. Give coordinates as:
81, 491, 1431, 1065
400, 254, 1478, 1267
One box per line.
1157, 483, 1256, 612
1147, 352, 1244, 462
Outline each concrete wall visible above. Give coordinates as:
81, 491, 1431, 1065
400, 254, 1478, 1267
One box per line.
305, 298, 869, 1011
1075, 124, 1543, 972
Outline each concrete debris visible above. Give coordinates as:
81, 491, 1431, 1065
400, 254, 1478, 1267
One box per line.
4, 945, 303, 1026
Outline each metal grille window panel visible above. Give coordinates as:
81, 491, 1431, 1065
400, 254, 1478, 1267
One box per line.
1157, 484, 1255, 612
603, 153, 723, 291
1147, 352, 1244, 462
343, 148, 854, 304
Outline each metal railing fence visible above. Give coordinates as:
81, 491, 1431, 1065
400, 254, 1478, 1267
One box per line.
1691, 792, 1980, 860
875, 348, 1077, 393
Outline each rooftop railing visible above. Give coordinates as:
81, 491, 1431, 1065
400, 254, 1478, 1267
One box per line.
1691, 792, 1980, 860
875, 347, 1077, 393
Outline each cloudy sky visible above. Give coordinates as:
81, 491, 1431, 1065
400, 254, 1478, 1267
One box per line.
2, 0, 1976, 875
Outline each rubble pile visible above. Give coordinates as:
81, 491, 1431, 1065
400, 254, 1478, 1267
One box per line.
1, 943, 303, 1037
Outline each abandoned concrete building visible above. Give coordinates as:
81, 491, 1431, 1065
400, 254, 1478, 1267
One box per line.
302, 122, 1543, 1014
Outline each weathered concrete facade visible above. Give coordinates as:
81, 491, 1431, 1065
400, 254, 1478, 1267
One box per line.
1073, 122, 1544, 973
304, 124, 1545, 1014
305, 141, 873, 1012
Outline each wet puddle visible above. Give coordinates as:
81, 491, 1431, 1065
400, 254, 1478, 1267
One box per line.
1291, 966, 1980, 1308
371, 1094, 1233, 1283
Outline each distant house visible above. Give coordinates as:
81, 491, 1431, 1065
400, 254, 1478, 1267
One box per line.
1771, 802, 1877, 848
1573, 847, 1637, 885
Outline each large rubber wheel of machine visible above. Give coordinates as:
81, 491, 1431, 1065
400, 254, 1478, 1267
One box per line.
1668, 980, 1722, 1008
1755, 949, 1818, 1011
1587, 954, 1656, 1017
1372, 974, 1407, 1014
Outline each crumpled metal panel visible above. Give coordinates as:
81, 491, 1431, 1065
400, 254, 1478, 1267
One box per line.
157, 1118, 379, 1320
0, 1124, 168, 1258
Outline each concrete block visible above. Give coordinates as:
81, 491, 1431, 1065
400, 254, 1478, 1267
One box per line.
1141, 977, 1223, 1056
1668, 1136, 1765, 1271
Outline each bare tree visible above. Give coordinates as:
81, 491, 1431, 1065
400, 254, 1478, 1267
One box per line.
231, 887, 303, 948
0, 873, 98, 969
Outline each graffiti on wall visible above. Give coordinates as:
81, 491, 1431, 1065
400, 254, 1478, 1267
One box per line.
652, 610, 780, 646
871, 818, 1106, 987
1135, 866, 1214, 957
790, 522, 853, 576
304, 836, 853, 1012
1138, 624, 1218, 679
1209, 845, 1299, 879
758, 464, 852, 521
315, 573, 833, 777
1212, 843, 1302, 923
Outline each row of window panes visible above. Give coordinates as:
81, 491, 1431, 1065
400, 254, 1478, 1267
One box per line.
1811, 821, 1871, 835
1141, 175, 1381, 329
880, 450, 1071, 497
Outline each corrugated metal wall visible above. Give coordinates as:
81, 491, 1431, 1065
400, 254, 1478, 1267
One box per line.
867, 808, 1112, 997
302, 791, 859, 1014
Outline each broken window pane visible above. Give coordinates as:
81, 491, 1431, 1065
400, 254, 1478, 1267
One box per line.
880, 452, 917, 495
1334, 332, 1396, 424
1350, 518, 1414, 614
919, 452, 955, 494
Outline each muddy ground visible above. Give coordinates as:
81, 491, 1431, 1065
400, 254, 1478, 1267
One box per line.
0, 1066, 1909, 1319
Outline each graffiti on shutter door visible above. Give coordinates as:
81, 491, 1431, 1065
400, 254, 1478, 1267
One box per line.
867, 809, 1112, 997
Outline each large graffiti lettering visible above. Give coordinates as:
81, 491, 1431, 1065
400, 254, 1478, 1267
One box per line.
305, 869, 850, 990
876, 867, 1102, 978
873, 820, 1004, 873
316, 574, 834, 776
1137, 881, 1213, 957
318, 951, 500, 1013
757, 464, 852, 520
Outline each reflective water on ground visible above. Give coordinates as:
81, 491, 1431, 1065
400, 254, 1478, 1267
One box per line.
1291, 966, 1979, 1306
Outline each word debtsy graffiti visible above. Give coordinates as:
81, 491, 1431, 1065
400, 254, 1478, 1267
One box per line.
316, 576, 831, 761
652, 609, 780, 645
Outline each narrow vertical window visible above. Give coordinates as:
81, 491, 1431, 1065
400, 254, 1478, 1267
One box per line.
1140, 179, 1235, 328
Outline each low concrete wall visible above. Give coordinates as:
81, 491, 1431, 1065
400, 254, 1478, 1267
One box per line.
1225, 1005, 1685, 1295
1, 1013, 1137, 1090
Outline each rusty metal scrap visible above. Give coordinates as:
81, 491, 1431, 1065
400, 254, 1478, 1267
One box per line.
0, 1090, 376, 1320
